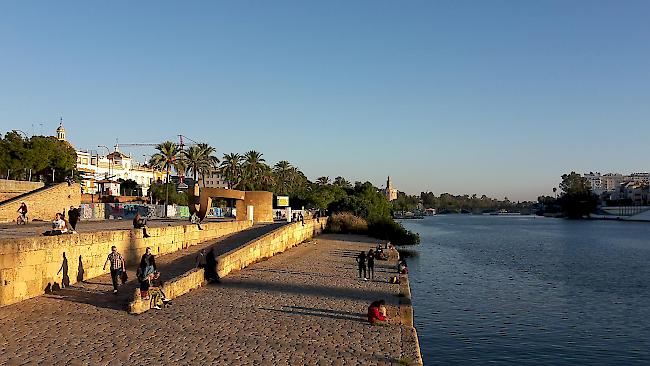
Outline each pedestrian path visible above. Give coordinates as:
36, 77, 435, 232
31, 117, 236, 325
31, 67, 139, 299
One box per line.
50, 223, 284, 311
0, 233, 417, 365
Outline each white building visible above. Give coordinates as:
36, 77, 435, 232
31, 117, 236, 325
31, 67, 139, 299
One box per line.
76, 147, 165, 195
583, 172, 604, 194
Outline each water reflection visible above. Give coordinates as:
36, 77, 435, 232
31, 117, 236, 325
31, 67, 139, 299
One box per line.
402, 216, 650, 365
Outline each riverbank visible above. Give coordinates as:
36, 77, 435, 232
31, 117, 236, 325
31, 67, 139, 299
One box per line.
0, 232, 422, 365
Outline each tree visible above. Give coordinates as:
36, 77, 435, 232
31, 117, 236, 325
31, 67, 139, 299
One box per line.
315, 176, 330, 186
273, 160, 293, 195
0, 132, 76, 182
181, 143, 219, 184
149, 141, 181, 184
557, 172, 598, 218
241, 150, 266, 190
149, 141, 181, 216
219, 153, 242, 189
333, 176, 352, 189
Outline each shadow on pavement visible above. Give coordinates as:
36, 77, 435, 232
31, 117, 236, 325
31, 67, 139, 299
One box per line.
216, 278, 397, 302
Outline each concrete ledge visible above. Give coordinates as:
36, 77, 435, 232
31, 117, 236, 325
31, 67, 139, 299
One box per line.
398, 263, 423, 365
216, 218, 327, 278
129, 267, 206, 314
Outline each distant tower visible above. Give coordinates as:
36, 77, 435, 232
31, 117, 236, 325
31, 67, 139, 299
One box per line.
56, 118, 66, 141
385, 176, 398, 201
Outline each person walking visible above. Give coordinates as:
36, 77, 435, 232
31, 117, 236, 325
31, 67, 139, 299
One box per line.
68, 205, 80, 232
103, 246, 125, 294
356, 251, 367, 281
367, 249, 375, 280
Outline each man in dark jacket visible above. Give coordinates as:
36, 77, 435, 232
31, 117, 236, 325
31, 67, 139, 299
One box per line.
68, 206, 80, 231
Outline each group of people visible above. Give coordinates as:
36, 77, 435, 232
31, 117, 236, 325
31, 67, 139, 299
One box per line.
355, 242, 394, 281
42, 206, 81, 236
102, 245, 170, 309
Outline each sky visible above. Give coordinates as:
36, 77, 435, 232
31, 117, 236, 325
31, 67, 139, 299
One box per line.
1, 1, 649, 201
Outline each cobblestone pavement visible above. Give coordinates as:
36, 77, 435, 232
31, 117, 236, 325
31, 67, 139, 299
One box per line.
0, 217, 245, 239
0, 233, 412, 365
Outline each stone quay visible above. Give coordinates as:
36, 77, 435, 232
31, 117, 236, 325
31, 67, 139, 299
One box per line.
0, 220, 422, 365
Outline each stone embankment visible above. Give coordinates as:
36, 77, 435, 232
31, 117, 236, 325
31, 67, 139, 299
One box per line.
0, 227, 422, 365
0, 220, 252, 306
128, 218, 327, 314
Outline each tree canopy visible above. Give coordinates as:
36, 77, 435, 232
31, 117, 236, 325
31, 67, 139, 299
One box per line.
0, 131, 77, 183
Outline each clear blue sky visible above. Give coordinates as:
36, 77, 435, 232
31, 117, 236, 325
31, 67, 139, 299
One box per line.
1, 1, 649, 201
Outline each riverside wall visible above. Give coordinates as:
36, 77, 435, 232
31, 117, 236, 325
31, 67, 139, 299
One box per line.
0, 179, 44, 202
0, 220, 252, 306
128, 218, 327, 314
398, 271, 424, 365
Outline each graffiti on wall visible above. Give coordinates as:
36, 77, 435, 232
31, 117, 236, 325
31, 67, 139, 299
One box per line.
79, 203, 188, 220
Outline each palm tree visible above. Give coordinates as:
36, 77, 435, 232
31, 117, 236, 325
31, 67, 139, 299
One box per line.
198, 143, 220, 187
315, 176, 330, 186
149, 141, 181, 216
259, 164, 275, 191
149, 141, 180, 184
182, 143, 219, 185
219, 153, 242, 189
333, 176, 351, 189
242, 150, 265, 190
273, 160, 292, 195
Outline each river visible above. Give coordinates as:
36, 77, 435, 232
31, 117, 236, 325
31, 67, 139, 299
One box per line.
401, 215, 650, 365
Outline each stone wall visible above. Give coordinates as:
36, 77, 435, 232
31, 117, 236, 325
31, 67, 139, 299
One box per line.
128, 218, 328, 314
0, 179, 44, 202
399, 272, 424, 365
0, 183, 81, 223
216, 218, 327, 278
0, 220, 252, 306
243, 191, 274, 223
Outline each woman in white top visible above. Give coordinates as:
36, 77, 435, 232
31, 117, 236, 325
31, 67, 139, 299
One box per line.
43, 213, 68, 236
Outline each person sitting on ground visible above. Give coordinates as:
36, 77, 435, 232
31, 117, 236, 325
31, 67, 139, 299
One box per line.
398, 259, 408, 274
368, 300, 388, 325
148, 286, 171, 310
375, 245, 388, 260
133, 213, 151, 238
43, 213, 68, 236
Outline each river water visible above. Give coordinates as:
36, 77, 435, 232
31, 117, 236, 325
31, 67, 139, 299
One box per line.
401, 215, 650, 365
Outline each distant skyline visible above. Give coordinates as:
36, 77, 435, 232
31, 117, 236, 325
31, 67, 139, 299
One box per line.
1, 1, 650, 201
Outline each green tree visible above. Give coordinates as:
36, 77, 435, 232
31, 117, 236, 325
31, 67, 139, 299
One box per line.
333, 176, 352, 189
558, 172, 598, 218
219, 153, 242, 189
241, 150, 265, 190
149, 141, 181, 184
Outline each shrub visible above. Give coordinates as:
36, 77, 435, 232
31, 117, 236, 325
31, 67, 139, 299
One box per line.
367, 218, 420, 245
326, 212, 368, 234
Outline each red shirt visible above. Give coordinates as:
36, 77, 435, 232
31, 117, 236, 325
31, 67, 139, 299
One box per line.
367, 305, 386, 324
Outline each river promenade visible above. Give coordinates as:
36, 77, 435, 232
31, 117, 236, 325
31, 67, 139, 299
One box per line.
0, 229, 421, 365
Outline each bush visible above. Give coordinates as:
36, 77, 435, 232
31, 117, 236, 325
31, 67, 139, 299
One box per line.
367, 218, 420, 245
326, 212, 368, 234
